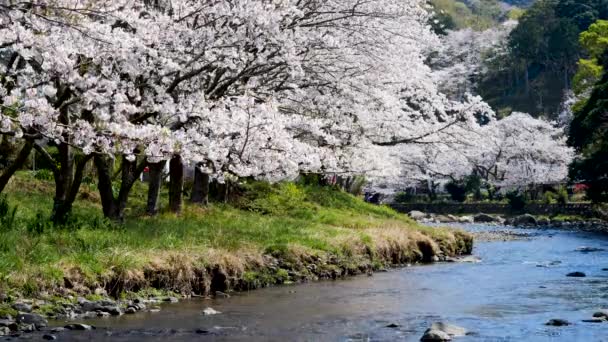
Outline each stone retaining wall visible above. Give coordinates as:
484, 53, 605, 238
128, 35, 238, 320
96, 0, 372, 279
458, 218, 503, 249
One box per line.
390, 203, 595, 217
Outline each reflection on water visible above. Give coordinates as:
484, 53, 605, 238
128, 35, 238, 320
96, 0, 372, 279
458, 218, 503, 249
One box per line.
44, 225, 608, 341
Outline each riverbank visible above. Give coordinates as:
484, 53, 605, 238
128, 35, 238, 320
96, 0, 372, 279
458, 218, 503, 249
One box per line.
0, 172, 472, 330
407, 210, 608, 233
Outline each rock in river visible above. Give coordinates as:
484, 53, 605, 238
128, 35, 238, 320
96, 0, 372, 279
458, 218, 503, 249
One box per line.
16, 313, 47, 329
409, 211, 428, 221
64, 323, 94, 330
506, 214, 537, 226
429, 322, 467, 337
474, 213, 501, 223
575, 246, 606, 253
566, 272, 586, 277
593, 309, 608, 319
202, 307, 221, 316
420, 329, 452, 341
545, 319, 571, 326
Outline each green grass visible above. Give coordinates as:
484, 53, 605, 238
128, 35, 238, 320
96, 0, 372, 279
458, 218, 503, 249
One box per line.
0, 171, 471, 298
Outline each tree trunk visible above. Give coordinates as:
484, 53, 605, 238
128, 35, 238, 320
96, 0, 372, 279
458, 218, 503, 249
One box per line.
94, 155, 147, 221
0, 140, 33, 194
51, 143, 75, 224
94, 155, 121, 219
169, 155, 184, 213
146, 161, 165, 215
190, 163, 209, 205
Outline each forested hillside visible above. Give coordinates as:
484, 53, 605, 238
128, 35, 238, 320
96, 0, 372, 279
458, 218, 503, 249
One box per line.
480, 0, 608, 118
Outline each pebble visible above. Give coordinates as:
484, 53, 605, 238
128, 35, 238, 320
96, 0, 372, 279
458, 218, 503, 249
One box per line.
64, 323, 94, 330
202, 307, 221, 316
566, 272, 586, 277
545, 319, 571, 326
42, 334, 57, 340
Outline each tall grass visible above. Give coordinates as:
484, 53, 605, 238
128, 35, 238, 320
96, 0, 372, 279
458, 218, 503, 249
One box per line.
0, 172, 466, 296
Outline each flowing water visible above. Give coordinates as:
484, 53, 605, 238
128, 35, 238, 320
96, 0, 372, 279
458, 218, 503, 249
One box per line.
45, 225, 608, 341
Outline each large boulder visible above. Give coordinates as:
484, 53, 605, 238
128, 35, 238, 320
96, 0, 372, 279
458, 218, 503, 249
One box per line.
409, 211, 428, 221
458, 216, 474, 224
506, 214, 537, 226
474, 213, 501, 223
429, 322, 467, 337
421, 329, 451, 341
545, 319, 571, 326
16, 313, 47, 329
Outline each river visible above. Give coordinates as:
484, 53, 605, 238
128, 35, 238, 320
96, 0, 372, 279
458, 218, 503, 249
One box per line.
46, 224, 608, 341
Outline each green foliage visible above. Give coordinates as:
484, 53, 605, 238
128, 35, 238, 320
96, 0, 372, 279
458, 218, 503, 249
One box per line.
445, 181, 467, 202
32, 169, 54, 181
0, 195, 18, 231
506, 190, 527, 211
543, 191, 558, 204
569, 34, 608, 202
430, 0, 506, 31
483, 0, 608, 117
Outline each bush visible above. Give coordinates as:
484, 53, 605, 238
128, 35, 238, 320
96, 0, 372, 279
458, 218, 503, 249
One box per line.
506, 191, 527, 211
394, 192, 414, 203
543, 191, 558, 204
445, 181, 467, 202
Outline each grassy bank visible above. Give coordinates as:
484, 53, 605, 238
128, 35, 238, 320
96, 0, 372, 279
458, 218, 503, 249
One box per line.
0, 172, 472, 308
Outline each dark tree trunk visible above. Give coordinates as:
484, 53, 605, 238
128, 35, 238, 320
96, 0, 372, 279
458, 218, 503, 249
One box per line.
0, 140, 33, 194
51, 143, 75, 224
94, 155, 120, 219
146, 161, 165, 215
169, 155, 184, 213
94, 155, 147, 221
190, 163, 209, 205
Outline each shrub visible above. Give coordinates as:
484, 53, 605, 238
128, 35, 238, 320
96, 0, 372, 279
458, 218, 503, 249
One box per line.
543, 191, 558, 204
506, 191, 527, 211
394, 192, 414, 203
445, 181, 467, 202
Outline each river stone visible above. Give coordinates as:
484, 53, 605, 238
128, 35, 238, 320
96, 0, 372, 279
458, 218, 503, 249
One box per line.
537, 217, 550, 225
65, 323, 94, 330
202, 307, 221, 316
11, 303, 32, 313
163, 297, 179, 303
0, 319, 13, 327
474, 213, 500, 223
50, 327, 66, 333
506, 214, 537, 226
566, 272, 586, 277
409, 211, 427, 221
78, 300, 103, 312
576, 246, 606, 253
582, 318, 606, 323
125, 307, 137, 314
545, 319, 571, 326
19, 323, 36, 332
386, 323, 400, 328
420, 329, 452, 341
0, 327, 9, 336
592, 310, 608, 319
104, 305, 123, 316
16, 313, 47, 328
430, 322, 467, 337
42, 334, 57, 340
458, 216, 474, 224
435, 215, 454, 223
